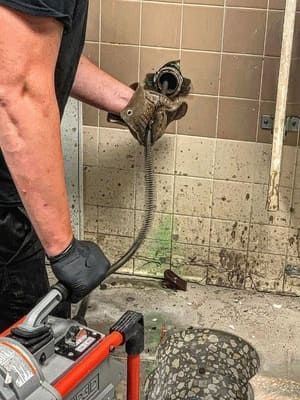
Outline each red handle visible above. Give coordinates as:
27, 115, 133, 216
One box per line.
127, 354, 141, 400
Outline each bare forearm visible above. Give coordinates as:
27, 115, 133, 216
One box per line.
71, 56, 134, 113
0, 93, 73, 256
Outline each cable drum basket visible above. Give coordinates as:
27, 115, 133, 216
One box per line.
144, 328, 260, 400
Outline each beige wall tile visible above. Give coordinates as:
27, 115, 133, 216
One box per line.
269, 0, 300, 10
284, 256, 300, 296
246, 252, 285, 293
171, 243, 208, 284
287, 229, 300, 258
252, 143, 271, 184
83, 126, 99, 166
134, 239, 171, 278
136, 173, 174, 214
174, 176, 212, 217
84, 205, 98, 233
84, 167, 135, 208
290, 189, 300, 228
284, 276, 300, 296
294, 150, 300, 189
176, 135, 215, 178
214, 140, 256, 182
86, 0, 100, 42
218, 98, 259, 142
101, 0, 140, 45
182, 5, 224, 51
292, 13, 300, 57
249, 224, 288, 255
141, 3, 181, 48
265, 12, 300, 59
210, 219, 249, 251
178, 95, 218, 137
251, 184, 292, 227
224, 8, 266, 55
253, 144, 296, 187
212, 181, 252, 222
288, 59, 300, 103
135, 211, 172, 242
226, 0, 267, 7
173, 215, 211, 246
100, 44, 139, 85
136, 134, 175, 175
221, 55, 263, 100
84, 231, 98, 242
265, 11, 283, 57
269, 0, 300, 11
98, 207, 134, 237
261, 58, 280, 101
184, 0, 223, 4
269, 0, 284, 9
98, 128, 137, 170
181, 51, 220, 95
83, 42, 100, 66
84, 166, 98, 205
281, 146, 297, 187
208, 248, 247, 289
98, 234, 134, 274
83, 104, 98, 127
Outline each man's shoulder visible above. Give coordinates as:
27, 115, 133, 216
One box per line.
0, 0, 78, 30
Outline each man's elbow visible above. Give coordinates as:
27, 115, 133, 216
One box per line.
0, 88, 25, 154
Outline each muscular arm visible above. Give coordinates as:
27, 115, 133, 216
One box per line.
71, 55, 134, 113
0, 7, 73, 256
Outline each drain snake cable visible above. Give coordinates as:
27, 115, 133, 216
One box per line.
74, 125, 156, 322
75, 81, 171, 322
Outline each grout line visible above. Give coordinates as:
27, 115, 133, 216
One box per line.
169, 0, 185, 272
83, 162, 296, 192
207, 0, 227, 280
138, 0, 143, 83
247, 0, 270, 290
132, 0, 143, 276
98, 41, 280, 58
255, 0, 270, 142
98, 0, 102, 128
286, 121, 300, 295
215, 1, 226, 140
144, 1, 298, 12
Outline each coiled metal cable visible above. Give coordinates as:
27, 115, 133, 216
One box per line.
106, 127, 155, 276
75, 81, 169, 323
75, 127, 156, 323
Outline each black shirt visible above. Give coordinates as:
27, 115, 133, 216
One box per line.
0, 0, 88, 206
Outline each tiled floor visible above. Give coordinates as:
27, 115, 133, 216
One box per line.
83, 276, 300, 399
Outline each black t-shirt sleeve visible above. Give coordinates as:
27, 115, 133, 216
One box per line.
0, 0, 76, 30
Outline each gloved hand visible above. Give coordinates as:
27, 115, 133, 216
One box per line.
120, 85, 188, 145
48, 238, 110, 303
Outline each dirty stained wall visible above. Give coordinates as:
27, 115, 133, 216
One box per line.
82, 0, 300, 296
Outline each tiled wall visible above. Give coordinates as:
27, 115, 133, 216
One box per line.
82, 0, 300, 296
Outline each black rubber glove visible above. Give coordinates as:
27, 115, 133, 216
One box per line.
120, 85, 188, 145
48, 238, 110, 303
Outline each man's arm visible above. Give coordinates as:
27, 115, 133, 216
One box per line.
71, 55, 134, 113
0, 6, 72, 256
